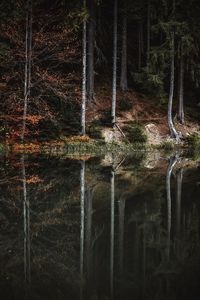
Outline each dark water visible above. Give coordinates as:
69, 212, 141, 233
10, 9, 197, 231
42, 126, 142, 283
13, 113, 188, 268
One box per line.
0, 153, 200, 300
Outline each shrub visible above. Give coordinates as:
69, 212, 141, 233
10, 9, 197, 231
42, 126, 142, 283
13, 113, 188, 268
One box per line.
86, 120, 102, 139
185, 134, 200, 149
125, 122, 147, 143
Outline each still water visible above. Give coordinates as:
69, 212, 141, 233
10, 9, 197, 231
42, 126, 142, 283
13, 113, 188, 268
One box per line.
0, 152, 200, 300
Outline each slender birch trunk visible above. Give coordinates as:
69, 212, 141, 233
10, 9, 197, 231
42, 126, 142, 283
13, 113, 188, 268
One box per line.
111, 0, 118, 126
120, 10, 128, 92
110, 170, 115, 299
168, 31, 180, 141
80, 161, 85, 300
22, 0, 32, 142
87, 0, 95, 102
81, 0, 87, 135
166, 155, 178, 260
178, 51, 185, 124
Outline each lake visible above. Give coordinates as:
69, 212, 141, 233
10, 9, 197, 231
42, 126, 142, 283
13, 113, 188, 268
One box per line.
0, 152, 200, 300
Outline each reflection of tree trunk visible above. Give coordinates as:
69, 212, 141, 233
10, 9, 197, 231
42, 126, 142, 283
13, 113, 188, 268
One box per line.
85, 184, 93, 296
142, 202, 147, 298
80, 161, 85, 300
118, 193, 125, 275
110, 170, 115, 299
81, 0, 87, 135
166, 156, 178, 260
111, 0, 118, 126
176, 168, 183, 257
134, 222, 140, 277
21, 155, 31, 287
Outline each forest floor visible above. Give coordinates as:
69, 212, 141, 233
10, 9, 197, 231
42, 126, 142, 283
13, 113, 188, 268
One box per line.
1, 85, 200, 155
86, 84, 200, 145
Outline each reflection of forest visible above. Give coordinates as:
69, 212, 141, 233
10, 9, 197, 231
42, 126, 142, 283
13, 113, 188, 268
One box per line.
0, 154, 199, 300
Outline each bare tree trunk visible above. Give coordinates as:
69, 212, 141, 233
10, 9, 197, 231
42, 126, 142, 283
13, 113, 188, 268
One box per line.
80, 161, 85, 300
81, 0, 87, 135
168, 31, 180, 141
111, 0, 118, 126
120, 10, 128, 92
177, 51, 185, 125
87, 0, 95, 102
110, 170, 115, 299
22, 0, 32, 142
147, 0, 150, 68
138, 20, 143, 71
21, 155, 31, 288
166, 155, 178, 260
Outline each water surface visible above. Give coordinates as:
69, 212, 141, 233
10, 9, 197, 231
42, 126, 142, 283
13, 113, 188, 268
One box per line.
0, 152, 200, 300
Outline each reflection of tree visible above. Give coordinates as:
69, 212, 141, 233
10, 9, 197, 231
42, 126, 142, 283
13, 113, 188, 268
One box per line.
110, 170, 115, 299
118, 189, 125, 276
80, 161, 85, 300
21, 155, 31, 286
176, 168, 183, 258
166, 155, 178, 260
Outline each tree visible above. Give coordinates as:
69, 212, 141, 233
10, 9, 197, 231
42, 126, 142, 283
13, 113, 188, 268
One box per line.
147, 0, 151, 68
168, 29, 180, 140
177, 42, 185, 124
120, 4, 128, 92
81, 0, 87, 135
22, 0, 33, 142
87, 0, 96, 102
111, 0, 118, 126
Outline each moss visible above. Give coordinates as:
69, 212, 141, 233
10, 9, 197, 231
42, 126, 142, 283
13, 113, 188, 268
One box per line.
124, 122, 147, 144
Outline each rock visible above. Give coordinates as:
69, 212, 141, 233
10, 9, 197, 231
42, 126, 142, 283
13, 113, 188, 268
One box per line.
145, 123, 163, 145
102, 127, 123, 144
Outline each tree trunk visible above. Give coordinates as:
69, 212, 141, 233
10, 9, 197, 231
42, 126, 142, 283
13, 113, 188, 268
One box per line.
81, 0, 87, 135
166, 155, 178, 260
120, 10, 128, 92
168, 31, 180, 141
138, 20, 143, 71
177, 52, 185, 124
147, 0, 150, 68
80, 161, 85, 299
22, 0, 32, 142
111, 0, 118, 126
87, 0, 95, 102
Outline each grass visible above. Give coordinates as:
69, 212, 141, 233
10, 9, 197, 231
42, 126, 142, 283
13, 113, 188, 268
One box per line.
185, 134, 200, 150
